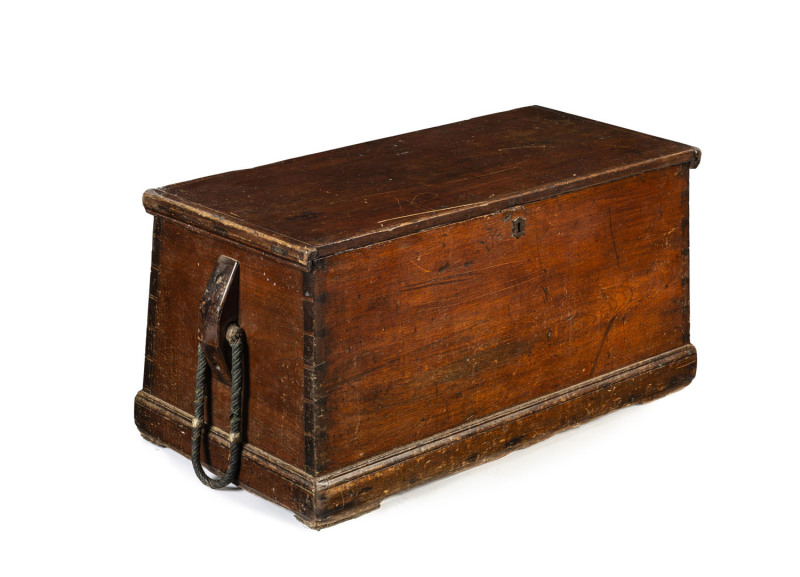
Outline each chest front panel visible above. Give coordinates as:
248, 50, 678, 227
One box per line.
317, 165, 688, 472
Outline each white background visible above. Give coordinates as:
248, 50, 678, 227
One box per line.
2, 1, 798, 575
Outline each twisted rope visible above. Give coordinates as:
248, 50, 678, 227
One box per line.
191, 325, 244, 489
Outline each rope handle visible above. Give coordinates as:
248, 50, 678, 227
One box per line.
191, 324, 244, 489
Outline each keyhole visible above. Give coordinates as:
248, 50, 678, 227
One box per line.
512, 217, 526, 238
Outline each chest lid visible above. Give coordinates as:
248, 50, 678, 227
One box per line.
143, 106, 700, 266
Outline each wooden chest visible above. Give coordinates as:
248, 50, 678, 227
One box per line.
135, 106, 700, 528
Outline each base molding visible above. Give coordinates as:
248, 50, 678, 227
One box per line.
135, 344, 697, 528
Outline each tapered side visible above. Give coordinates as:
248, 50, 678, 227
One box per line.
135, 217, 309, 472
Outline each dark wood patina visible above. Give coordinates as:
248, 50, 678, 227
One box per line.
135, 106, 700, 528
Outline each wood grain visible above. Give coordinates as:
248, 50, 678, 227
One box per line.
310, 344, 696, 528
142, 218, 307, 469
315, 166, 689, 472
135, 391, 315, 518
136, 107, 699, 528
135, 344, 696, 528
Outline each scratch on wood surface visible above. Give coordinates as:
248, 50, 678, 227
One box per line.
420, 271, 544, 310
445, 165, 520, 184
375, 187, 518, 224
352, 413, 362, 443
409, 192, 439, 208
467, 258, 528, 273
608, 207, 620, 268
409, 260, 431, 273
664, 226, 677, 246
589, 314, 617, 377
497, 143, 553, 152
401, 274, 476, 292
530, 227, 550, 301
377, 208, 454, 224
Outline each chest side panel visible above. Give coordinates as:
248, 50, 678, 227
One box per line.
145, 219, 307, 469
317, 165, 689, 472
